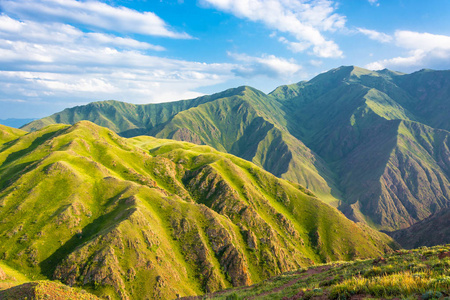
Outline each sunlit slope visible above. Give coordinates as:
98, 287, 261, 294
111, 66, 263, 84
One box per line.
0, 124, 26, 145
0, 122, 393, 299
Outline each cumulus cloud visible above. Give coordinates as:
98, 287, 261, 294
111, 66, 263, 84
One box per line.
278, 36, 310, 53
0, 14, 233, 106
366, 31, 450, 70
0, 15, 165, 51
368, 0, 380, 6
357, 28, 392, 43
0, 0, 190, 38
396, 31, 450, 52
228, 52, 302, 78
200, 0, 344, 58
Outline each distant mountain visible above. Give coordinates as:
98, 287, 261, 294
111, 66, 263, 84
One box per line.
0, 118, 35, 128
0, 122, 393, 299
388, 208, 450, 249
22, 66, 450, 231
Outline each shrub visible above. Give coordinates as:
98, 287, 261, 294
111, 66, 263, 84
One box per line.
422, 291, 443, 300
225, 293, 240, 300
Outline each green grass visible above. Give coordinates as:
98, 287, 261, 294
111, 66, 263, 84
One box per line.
199, 245, 450, 300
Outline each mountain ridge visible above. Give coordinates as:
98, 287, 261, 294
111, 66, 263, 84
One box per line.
21, 66, 450, 231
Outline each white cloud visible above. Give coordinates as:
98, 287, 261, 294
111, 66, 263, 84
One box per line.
309, 59, 323, 67
200, 0, 344, 58
0, 0, 190, 38
229, 52, 302, 78
396, 30, 450, 52
0, 15, 234, 105
357, 28, 392, 43
366, 31, 450, 70
278, 36, 310, 53
0, 15, 165, 51
368, 0, 380, 7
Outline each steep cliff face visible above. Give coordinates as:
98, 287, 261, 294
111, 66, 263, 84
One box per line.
0, 122, 394, 299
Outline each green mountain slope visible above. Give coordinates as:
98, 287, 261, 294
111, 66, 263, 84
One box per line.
0, 124, 26, 145
21, 66, 450, 231
0, 122, 394, 299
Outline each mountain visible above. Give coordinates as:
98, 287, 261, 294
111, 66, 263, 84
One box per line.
190, 244, 450, 300
0, 122, 394, 299
272, 66, 450, 230
0, 118, 36, 129
21, 66, 450, 231
388, 207, 450, 249
21, 87, 338, 207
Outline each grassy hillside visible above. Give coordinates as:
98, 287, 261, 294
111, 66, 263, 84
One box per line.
190, 244, 450, 300
0, 261, 31, 291
20, 66, 450, 232
0, 124, 27, 145
0, 122, 394, 299
0, 280, 99, 299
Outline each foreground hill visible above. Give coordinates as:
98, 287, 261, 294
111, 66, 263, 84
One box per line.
0, 122, 393, 299
189, 244, 450, 300
0, 281, 99, 300
21, 66, 450, 232
0, 124, 26, 145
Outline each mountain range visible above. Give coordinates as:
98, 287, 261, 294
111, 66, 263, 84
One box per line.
22, 66, 450, 232
0, 121, 394, 299
0, 119, 36, 129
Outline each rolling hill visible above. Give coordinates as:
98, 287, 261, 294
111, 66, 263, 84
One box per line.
0, 122, 394, 299
21, 66, 450, 232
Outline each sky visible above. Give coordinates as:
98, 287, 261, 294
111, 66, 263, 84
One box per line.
1, 0, 450, 119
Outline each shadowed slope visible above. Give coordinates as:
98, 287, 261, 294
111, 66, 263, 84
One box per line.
388, 207, 450, 248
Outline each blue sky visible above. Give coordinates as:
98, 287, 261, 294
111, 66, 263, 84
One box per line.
1, 0, 450, 119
